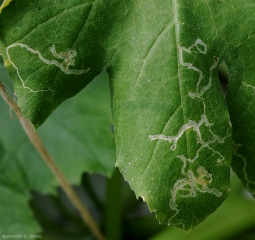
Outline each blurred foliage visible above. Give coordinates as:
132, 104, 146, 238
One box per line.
29, 170, 255, 240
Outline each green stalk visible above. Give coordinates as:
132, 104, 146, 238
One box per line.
105, 168, 122, 240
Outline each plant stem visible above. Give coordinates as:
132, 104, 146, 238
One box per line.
0, 81, 105, 240
105, 168, 122, 240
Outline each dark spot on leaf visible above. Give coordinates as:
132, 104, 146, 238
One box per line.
213, 56, 218, 62
217, 62, 229, 97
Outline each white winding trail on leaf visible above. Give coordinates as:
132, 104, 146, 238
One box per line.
232, 82, 255, 195
149, 38, 231, 228
233, 142, 255, 195
6, 43, 90, 92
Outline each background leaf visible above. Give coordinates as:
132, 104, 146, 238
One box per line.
0, 140, 42, 236
0, 57, 115, 234
223, 0, 255, 196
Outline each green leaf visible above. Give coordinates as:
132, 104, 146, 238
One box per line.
0, 0, 122, 127
111, 0, 255, 229
112, 0, 233, 231
1, 0, 255, 232
225, 14, 255, 196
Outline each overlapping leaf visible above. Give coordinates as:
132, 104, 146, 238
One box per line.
1, 0, 255, 231
0, 0, 126, 127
